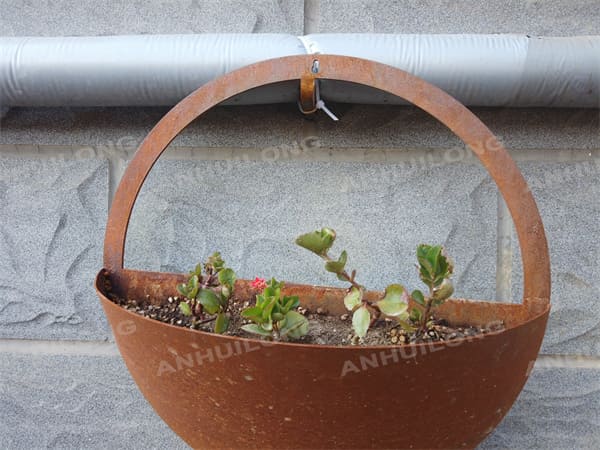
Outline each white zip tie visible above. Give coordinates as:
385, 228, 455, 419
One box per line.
316, 98, 339, 121
315, 81, 339, 121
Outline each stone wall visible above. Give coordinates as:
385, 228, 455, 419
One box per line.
1, 1, 599, 448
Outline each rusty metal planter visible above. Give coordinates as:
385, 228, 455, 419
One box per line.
95, 55, 550, 449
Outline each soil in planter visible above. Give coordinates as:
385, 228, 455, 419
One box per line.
110, 292, 505, 346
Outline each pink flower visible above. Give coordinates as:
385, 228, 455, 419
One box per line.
251, 277, 267, 290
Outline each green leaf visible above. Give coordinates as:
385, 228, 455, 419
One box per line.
272, 312, 285, 322
261, 298, 277, 321
261, 318, 273, 331
218, 268, 236, 290
325, 250, 347, 273
417, 257, 433, 275
241, 306, 263, 322
436, 260, 448, 279
214, 313, 229, 334
419, 267, 433, 287
176, 283, 188, 297
377, 299, 408, 317
179, 301, 192, 316
411, 289, 426, 306
206, 252, 225, 272
189, 263, 202, 277
282, 296, 299, 313
432, 279, 454, 302
417, 244, 447, 286
219, 287, 230, 306
417, 244, 434, 276
410, 307, 422, 323
241, 323, 272, 337
432, 274, 446, 287
441, 248, 454, 275
188, 275, 199, 299
254, 293, 266, 308
427, 245, 442, 272
343, 286, 363, 311
377, 285, 409, 317
266, 278, 283, 290
280, 311, 309, 339
416, 244, 430, 260
197, 289, 220, 314
352, 305, 371, 338
295, 228, 336, 256
381, 284, 408, 303
263, 281, 281, 302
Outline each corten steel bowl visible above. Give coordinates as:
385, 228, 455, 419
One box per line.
95, 55, 551, 449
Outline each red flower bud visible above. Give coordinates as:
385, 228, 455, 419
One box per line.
251, 277, 267, 290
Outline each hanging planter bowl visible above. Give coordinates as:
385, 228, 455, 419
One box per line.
95, 55, 550, 449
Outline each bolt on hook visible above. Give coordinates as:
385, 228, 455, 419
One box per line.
311, 59, 320, 73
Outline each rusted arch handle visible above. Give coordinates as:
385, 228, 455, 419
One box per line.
104, 54, 550, 309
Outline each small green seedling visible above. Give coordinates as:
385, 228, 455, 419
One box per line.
177, 252, 236, 334
241, 278, 309, 340
296, 228, 454, 339
409, 244, 454, 334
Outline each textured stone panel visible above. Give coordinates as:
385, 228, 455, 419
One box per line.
512, 161, 600, 356
480, 366, 600, 448
316, 0, 599, 35
0, 105, 306, 149
0, 352, 187, 449
0, 0, 303, 35
126, 158, 497, 301
314, 105, 600, 151
0, 156, 109, 340
2, 106, 598, 151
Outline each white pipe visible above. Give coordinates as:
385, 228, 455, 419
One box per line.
1, 34, 598, 108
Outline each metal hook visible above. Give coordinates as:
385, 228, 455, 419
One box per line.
298, 74, 318, 114
298, 75, 338, 121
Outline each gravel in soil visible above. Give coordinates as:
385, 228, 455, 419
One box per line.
111, 294, 505, 346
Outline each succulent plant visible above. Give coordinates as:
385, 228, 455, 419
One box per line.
296, 228, 454, 339
176, 252, 236, 334
241, 278, 309, 340
409, 244, 454, 333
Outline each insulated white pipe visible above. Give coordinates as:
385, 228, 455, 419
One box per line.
0, 34, 598, 108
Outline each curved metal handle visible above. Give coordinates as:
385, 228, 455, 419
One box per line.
103, 54, 550, 311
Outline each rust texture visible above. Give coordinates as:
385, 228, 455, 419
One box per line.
97, 55, 551, 449
299, 73, 317, 113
